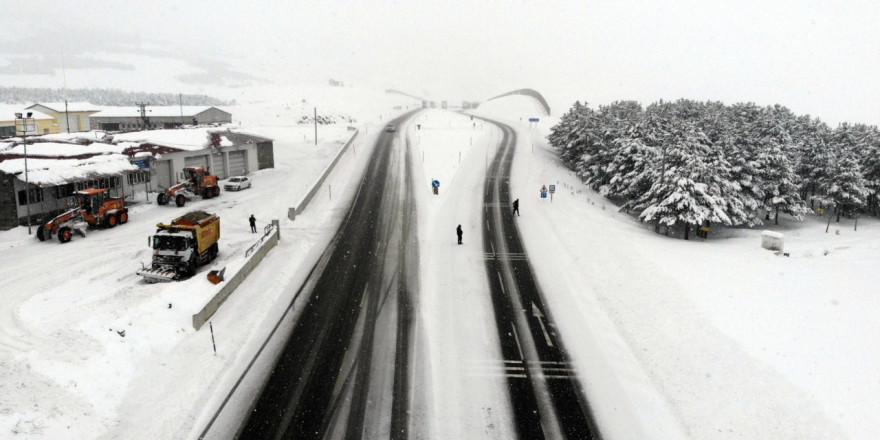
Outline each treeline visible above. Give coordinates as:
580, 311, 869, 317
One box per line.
0, 86, 232, 106
548, 100, 879, 239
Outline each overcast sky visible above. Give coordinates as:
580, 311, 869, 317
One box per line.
2, 0, 879, 124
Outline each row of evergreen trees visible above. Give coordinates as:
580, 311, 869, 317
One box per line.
0, 86, 232, 106
548, 100, 877, 238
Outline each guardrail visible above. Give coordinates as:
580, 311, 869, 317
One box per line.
290, 128, 359, 218
192, 219, 280, 330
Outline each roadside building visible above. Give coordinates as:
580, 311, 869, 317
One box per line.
0, 127, 273, 230
89, 106, 232, 131
0, 140, 144, 229
26, 102, 102, 134
0, 105, 55, 137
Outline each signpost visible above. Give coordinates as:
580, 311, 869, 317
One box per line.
548, 184, 555, 202
432, 179, 440, 195
540, 184, 547, 199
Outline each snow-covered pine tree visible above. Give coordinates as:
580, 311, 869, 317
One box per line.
721, 102, 765, 226
549, 101, 591, 168
853, 124, 880, 214
819, 124, 870, 222
633, 119, 731, 239
597, 102, 646, 201
752, 105, 808, 224
792, 115, 833, 204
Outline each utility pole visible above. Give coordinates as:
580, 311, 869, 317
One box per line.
136, 102, 149, 129
64, 100, 71, 133
314, 107, 318, 146
15, 113, 35, 234
179, 94, 184, 127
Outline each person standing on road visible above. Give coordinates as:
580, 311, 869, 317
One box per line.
512, 199, 520, 216
249, 214, 257, 233
456, 224, 463, 245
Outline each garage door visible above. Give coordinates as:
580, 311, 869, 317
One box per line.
184, 154, 209, 170
154, 160, 173, 188
228, 150, 248, 177
210, 153, 227, 179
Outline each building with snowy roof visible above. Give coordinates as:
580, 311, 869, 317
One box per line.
0, 105, 55, 137
89, 106, 232, 131
0, 127, 273, 230
26, 102, 102, 134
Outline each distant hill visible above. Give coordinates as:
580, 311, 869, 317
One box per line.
0, 86, 233, 106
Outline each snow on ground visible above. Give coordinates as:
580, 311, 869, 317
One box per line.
2, 86, 877, 439
0, 84, 417, 439
474, 97, 879, 439
407, 110, 517, 438
0, 142, 123, 157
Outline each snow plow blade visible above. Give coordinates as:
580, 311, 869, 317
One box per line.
137, 268, 179, 283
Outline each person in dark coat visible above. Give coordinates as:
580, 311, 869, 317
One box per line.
249, 214, 257, 233
512, 199, 519, 216
456, 224, 463, 245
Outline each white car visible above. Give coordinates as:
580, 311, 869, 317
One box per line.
224, 176, 251, 191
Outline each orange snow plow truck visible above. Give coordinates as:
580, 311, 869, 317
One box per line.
136, 210, 220, 283
157, 166, 220, 207
36, 188, 129, 243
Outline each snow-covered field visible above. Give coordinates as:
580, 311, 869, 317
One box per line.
474, 96, 880, 439
0, 89, 877, 439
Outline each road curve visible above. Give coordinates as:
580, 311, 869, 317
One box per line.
237, 111, 420, 439
480, 117, 603, 439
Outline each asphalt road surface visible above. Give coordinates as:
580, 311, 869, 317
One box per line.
233, 112, 600, 439
238, 111, 420, 439
479, 117, 603, 439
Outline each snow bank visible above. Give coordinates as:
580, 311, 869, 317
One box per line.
0, 154, 139, 186
110, 128, 221, 151
36, 131, 107, 142
0, 142, 124, 157
473, 94, 548, 121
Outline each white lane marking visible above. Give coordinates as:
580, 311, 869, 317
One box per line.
511, 322, 524, 361
531, 302, 554, 347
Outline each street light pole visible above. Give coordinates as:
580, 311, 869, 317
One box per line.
15, 112, 35, 235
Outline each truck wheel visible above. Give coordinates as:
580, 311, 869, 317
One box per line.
209, 243, 218, 262
188, 254, 199, 276
37, 225, 46, 241
157, 193, 167, 205
213, 186, 220, 197
175, 194, 186, 207
201, 188, 209, 199
107, 215, 117, 228
58, 227, 72, 243
118, 212, 128, 224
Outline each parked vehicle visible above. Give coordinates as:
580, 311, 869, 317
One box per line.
36, 188, 129, 243
224, 176, 251, 191
157, 166, 220, 207
136, 210, 220, 283
385, 124, 396, 132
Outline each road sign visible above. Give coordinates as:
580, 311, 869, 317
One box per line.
529, 118, 540, 122
549, 185, 555, 193
432, 180, 440, 188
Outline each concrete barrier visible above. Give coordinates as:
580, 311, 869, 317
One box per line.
292, 129, 359, 216
192, 219, 280, 330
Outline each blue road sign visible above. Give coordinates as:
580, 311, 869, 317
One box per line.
432, 180, 440, 188
529, 118, 540, 122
